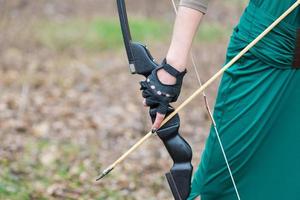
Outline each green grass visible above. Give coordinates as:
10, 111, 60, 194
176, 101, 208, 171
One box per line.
34, 18, 171, 52
34, 17, 229, 52
0, 168, 32, 200
0, 139, 86, 199
0, 135, 129, 199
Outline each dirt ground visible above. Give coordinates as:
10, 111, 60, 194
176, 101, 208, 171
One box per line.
0, 0, 246, 199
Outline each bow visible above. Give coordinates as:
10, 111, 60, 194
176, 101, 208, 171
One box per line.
97, 1, 300, 199
104, 0, 193, 199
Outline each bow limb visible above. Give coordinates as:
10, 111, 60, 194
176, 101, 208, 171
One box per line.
97, 0, 300, 189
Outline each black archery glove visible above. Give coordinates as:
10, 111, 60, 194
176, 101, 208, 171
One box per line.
140, 59, 186, 115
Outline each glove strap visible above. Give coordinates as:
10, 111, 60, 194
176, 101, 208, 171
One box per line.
162, 59, 187, 78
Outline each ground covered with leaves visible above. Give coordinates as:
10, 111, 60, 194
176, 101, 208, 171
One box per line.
0, 0, 246, 199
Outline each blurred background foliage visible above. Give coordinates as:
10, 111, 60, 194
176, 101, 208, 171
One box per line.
0, 0, 246, 199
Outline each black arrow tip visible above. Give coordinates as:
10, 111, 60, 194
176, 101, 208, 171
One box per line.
96, 167, 114, 181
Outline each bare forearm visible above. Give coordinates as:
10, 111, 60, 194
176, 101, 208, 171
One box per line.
166, 6, 204, 71
149, 5, 206, 130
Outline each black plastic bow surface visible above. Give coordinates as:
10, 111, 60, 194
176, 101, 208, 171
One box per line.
116, 0, 193, 199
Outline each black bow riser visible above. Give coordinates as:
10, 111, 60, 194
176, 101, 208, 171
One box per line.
149, 108, 193, 200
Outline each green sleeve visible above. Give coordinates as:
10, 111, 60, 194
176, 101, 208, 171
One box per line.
179, 0, 209, 14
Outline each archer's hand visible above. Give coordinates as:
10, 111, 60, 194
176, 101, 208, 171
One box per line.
140, 59, 186, 131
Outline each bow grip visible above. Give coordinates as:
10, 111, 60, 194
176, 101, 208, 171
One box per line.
149, 107, 193, 200
129, 42, 159, 77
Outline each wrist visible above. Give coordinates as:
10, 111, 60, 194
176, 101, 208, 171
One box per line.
157, 69, 177, 85
166, 54, 187, 72
156, 58, 187, 85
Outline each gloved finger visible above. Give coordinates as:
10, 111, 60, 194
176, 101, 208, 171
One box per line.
152, 112, 166, 131
139, 81, 147, 90
156, 103, 168, 115
142, 89, 151, 98
145, 97, 159, 107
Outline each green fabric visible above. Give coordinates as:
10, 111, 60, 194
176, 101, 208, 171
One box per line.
237, 1, 300, 69
188, 1, 300, 200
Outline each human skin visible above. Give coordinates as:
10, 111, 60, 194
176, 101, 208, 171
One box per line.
143, 6, 204, 132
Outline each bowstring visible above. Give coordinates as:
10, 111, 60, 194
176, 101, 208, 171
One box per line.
170, 1, 241, 199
